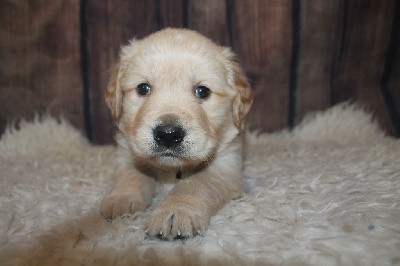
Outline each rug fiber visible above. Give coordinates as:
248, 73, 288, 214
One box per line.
0, 103, 399, 265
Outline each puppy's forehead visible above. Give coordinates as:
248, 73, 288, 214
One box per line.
139, 29, 221, 55
121, 29, 230, 88
121, 29, 225, 67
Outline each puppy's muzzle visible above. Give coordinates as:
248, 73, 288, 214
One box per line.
153, 123, 186, 149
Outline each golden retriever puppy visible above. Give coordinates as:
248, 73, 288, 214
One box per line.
101, 28, 253, 240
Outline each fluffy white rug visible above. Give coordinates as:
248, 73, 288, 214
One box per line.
0, 103, 399, 265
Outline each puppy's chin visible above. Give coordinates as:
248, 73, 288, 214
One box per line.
151, 155, 185, 169
130, 147, 213, 171
128, 135, 217, 170
150, 153, 209, 170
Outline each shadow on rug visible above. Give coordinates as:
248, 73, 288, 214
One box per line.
0, 103, 399, 265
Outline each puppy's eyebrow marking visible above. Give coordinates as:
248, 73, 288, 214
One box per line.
122, 86, 135, 93
211, 90, 230, 98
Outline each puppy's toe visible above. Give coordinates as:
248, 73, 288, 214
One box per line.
144, 205, 209, 240
100, 192, 146, 219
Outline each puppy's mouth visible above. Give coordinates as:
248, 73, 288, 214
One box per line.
149, 149, 187, 168
155, 149, 184, 159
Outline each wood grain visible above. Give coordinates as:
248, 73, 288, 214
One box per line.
0, 0, 83, 134
384, 0, 400, 135
85, 0, 159, 143
189, 0, 229, 45
159, 0, 185, 28
334, 0, 396, 135
1, 0, 398, 140
386, 55, 400, 134
295, 0, 344, 124
230, 0, 293, 132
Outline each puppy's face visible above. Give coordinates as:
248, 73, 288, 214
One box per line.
106, 29, 253, 169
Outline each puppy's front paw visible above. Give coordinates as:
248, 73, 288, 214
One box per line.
145, 201, 210, 240
100, 192, 146, 219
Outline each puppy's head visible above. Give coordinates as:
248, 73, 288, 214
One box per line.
106, 28, 253, 169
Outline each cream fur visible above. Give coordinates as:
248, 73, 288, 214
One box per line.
0, 103, 399, 265
102, 28, 253, 239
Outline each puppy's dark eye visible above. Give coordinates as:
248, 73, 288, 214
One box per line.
137, 83, 151, 96
194, 86, 211, 99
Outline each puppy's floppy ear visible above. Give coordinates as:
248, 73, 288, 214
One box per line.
105, 64, 123, 121
223, 48, 254, 131
105, 39, 138, 122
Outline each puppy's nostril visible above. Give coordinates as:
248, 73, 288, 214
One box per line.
153, 124, 186, 148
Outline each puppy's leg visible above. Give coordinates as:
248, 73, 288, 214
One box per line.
145, 155, 243, 239
101, 169, 155, 219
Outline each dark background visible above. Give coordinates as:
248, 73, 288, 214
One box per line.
1, 0, 399, 144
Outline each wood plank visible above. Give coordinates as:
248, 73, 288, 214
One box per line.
384, 0, 400, 135
295, 0, 345, 124
85, 0, 158, 144
386, 56, 400, 134
0, 0, 83, 134
159, 0, 184, 28
334, 0, 396, 135
230, 0, 293, 132
189, 0, 229, 45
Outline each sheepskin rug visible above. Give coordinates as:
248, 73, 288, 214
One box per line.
0, 104, 399, 265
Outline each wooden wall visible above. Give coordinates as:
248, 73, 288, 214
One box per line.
1, 0, 399, 144
0, 0, 83, 132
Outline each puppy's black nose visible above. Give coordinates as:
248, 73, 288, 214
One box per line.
153, 124, 186, 148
